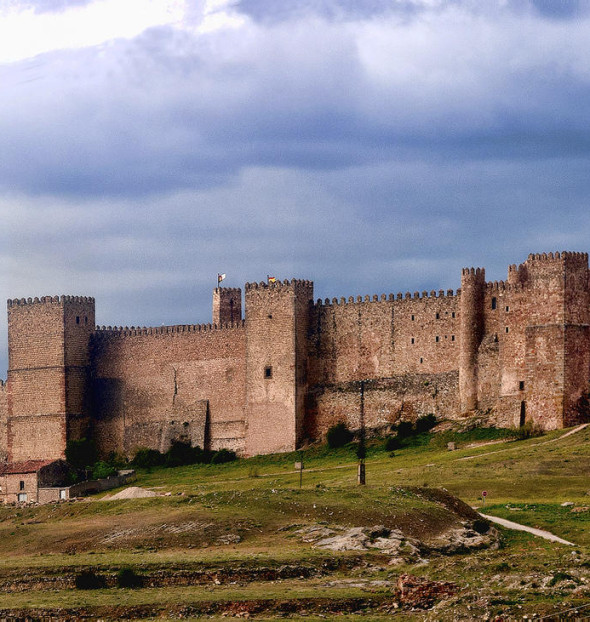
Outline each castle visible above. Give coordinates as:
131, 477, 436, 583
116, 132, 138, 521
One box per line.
0, 251, 589, 466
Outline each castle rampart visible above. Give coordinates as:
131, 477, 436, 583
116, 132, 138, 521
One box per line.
1, 251, 588, 465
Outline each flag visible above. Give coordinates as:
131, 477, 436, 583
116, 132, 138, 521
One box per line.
267, 275, 276, 284
217, 273, 226, 284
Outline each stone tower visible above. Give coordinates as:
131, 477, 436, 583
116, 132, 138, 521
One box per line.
212, 287, 242, 325
6, 296, 95, 462
459, 267, 485, 412
244, 279, 313, 455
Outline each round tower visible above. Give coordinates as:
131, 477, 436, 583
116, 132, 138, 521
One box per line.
459, 267, 485, 413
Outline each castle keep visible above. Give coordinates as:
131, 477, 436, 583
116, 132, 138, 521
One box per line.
0, 251, 588, 464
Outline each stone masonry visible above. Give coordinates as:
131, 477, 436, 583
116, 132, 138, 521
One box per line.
0, 251, 588, 463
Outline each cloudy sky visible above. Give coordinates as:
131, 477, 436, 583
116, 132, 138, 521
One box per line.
1, 0, 590, 375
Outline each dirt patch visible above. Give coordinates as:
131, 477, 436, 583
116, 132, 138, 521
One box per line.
103, 487, 159, 500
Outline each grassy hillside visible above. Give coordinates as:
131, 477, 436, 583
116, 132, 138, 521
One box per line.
0, 423, 587, 620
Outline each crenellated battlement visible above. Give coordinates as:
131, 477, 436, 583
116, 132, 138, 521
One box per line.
7, 295, 95, 307
313, 288, 457, 308
215, 287, 241, 294
527, 251, 588, 262
245, 279, 313, 291
93, 320, 246, 339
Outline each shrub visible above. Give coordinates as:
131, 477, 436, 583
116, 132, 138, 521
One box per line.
415, 413, 437, 434
116, 567, 143, 589
91, 461, 116, 480
210, 448, 237, 464
395, 421, 414, 439
75, 569, 106, 590
132, 448, 164, 469
66, 438, 98, 471
326, 422, 353, 448
384, 436, 400, 451
165, 440, 196, 467
510, 421, 545, 441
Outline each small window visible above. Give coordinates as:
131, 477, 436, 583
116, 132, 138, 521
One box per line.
76, 316, 80, 324
264, 366, 273, 379
451, 335, 455, 341
17, 493, 27, 503
419, 357, 423, 364
436, 312, 440, 319
85, 316, 88, 324
268, 314, 273, 319
59, 489, 67, 500
505, 306, 509, 312
411, 314, 415, 321
519, 381, 525, 391
452, 312, 456, 318
435, 336, 440, 343
19, 481, 25, 491
411, 338, 415, 344
491, 297, 497, 310
505, 327, 509, 333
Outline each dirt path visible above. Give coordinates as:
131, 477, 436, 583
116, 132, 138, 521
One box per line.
457, 423, 588, 462
478, 513, 575, 546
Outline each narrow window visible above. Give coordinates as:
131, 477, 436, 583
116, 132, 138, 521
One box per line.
519, 401, 526, 427
419, 357, 423, 364
505, 306, 510, 312
436, 312, 440, 319
411, 338, 415, 344
19, 481, 25, 491
505, 327, 509, 333
451, 335, 455, 341
519, 381, 525, 391
411, 314, 415, 321
264, 366, 273, 379
452, 312, 456, 318
76, 316, 80, 324
85, 316, 88, 325
491, 297, 497, 310
435, 336, 439, 343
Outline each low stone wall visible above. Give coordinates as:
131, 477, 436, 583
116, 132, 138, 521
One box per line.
39, 469, 136, 502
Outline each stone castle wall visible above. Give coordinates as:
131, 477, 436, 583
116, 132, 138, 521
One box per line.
1, 251, 589, 463
91, 322, 247, 456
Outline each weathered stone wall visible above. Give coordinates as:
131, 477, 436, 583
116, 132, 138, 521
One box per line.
91, 322, 246, 457
306, 372, 459, 439
6, 296, 95, 462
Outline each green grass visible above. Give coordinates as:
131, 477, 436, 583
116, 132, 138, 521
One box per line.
0, 421, 587, 619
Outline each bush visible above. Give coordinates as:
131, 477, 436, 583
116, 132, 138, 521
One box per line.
75, 569, 106, 590
395, 421, 414, 439
210, 448, 237, 464
66, 438, 98, 471
116, 567, 143, 589
415, 413, 437, 434
510, 421, 544, 441
132, 448, 164, 469
326, 422, 353, 448
384, 436, 400, 451
165, 440, 196, 467
91, 461, 116, 480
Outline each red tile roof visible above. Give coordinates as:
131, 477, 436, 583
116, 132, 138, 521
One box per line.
0, 460, 56, 475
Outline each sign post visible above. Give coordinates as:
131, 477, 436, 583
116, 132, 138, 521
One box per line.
482, 490, 487, 506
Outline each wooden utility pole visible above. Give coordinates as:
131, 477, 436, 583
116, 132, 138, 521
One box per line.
358, 380, 366, 485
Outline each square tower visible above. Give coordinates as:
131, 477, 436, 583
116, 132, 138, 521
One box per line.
6, 296, 95, 462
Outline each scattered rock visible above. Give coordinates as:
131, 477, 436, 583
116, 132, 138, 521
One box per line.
397, 573, 457, 608
561, 501, 574, 507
